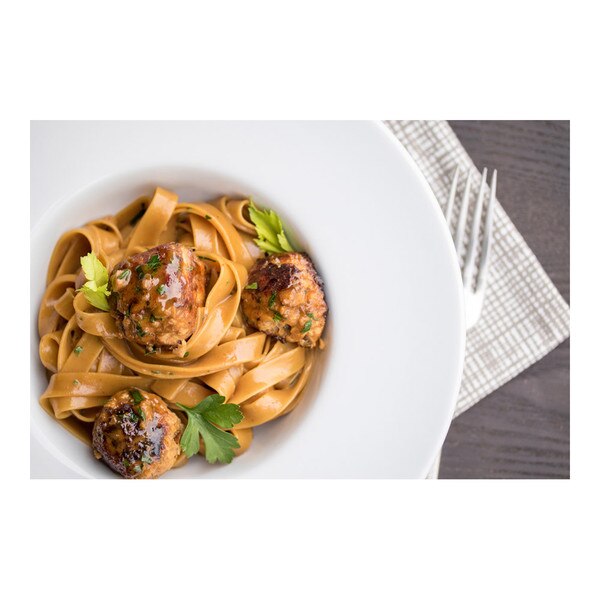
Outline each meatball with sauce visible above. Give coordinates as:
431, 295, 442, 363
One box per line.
108, 242, 207, 351
92, 388, 182, 479
241, 252, 327, 348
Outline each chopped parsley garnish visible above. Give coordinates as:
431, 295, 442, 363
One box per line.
176, 395, 244, 464
157, 284, 167, 295
248, 201, 294, 254
129, 390, 145, 420
146, 254, 161, 272
301, 320, 312, 333
307, 312, 315, 319
273, 311, 283, 322
78, 252, 110, 311
74, 346, 83, 356
204, 214, 212, 220
73, 379, 80, 386
136, 323, 146, 337
149, 313, 163, 322
141, 455, 153, 464
245, 282, 258, 290
133, 465, 142, 473
128, 411, 140, 423
268, 292, 277, 309
135, 265, 145, 279
117, 269, 131, 280
183, 351, 190, 358
122, 459, 131, 467
130, 390, 144, 404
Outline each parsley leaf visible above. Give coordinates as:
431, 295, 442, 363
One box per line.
81, 252, 108, 284
245, 282, 258, 290
247, 201, 294, 254
201, 396, 244, 429
79, 252, 110, 311
301, 320, 312, 333
273, 311, 283, 322
268, 292, 277, 309
130, 389, 144, 404
157, 284, 166, 295
74, 346, 83, 356
128, 411, 140, 423
146, 254, 161, 272
176, 394, 243, 464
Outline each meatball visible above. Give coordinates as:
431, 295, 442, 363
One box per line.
241, 252, 327, 348
108, 242, 207, 351
92, 388, 182, 479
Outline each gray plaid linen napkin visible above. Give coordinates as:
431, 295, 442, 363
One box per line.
384, 121, 570, 475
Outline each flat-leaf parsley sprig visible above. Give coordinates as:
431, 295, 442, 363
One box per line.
176, 394, 244, 464
79, 252, 111, 311
247, 200, 295, 254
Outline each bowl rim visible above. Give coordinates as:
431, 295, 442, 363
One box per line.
30, 120, 466, 478
371, 120, 465, 476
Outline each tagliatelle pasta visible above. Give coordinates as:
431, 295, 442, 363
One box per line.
38, 187, 317, 463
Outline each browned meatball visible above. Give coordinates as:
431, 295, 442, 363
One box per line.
92, 388, 182, 479
108, 242, 207, 351
241, 252, 327, 348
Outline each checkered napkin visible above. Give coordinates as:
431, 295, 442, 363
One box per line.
384, 121, 570, 475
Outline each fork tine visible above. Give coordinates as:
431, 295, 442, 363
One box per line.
462, 168, 488, 291
445, 165, 460, 222
454, 168, 472, 254
475, 169, 497, 293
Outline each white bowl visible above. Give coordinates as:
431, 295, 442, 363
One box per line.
30, 121, 465, 478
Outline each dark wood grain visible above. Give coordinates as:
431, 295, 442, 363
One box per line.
440, 121, 570, 479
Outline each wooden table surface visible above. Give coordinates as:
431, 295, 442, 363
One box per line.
440, 121, 570, 479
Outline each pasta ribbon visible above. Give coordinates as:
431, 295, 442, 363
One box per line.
37, 188, 317, 462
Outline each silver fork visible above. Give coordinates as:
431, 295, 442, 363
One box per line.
445, 166, 497, 330
426, 167, 497, 479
